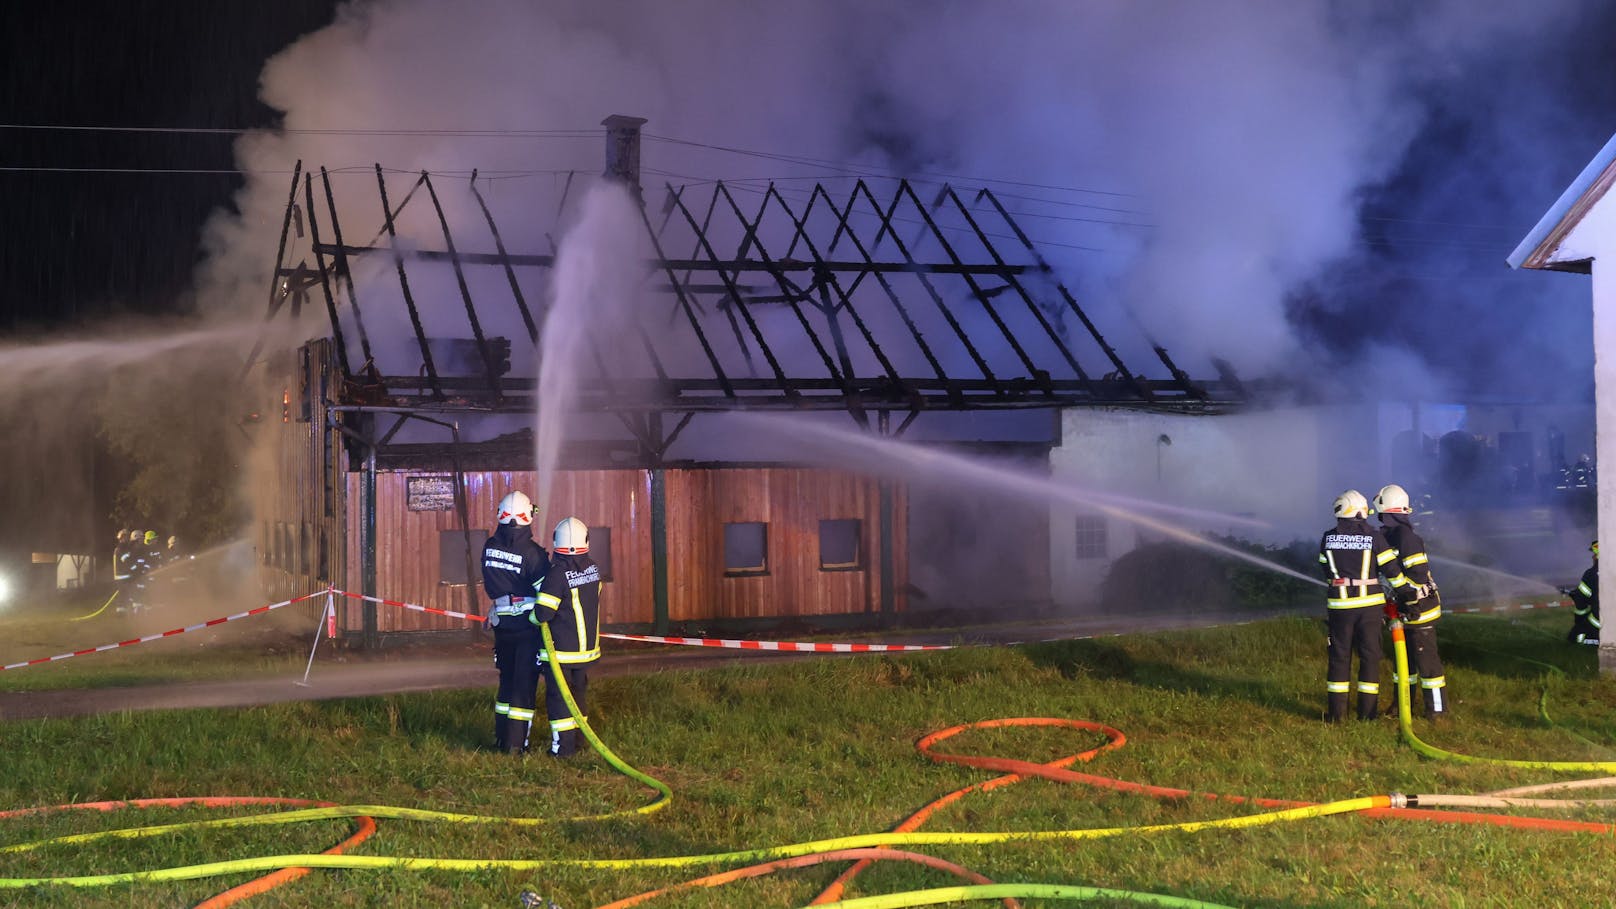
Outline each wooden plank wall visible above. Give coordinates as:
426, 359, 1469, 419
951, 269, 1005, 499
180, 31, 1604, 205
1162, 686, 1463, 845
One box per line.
341, 465, 908, 632
662, 467, 906, 621
343, 469, 653, 632
254, 342, 344, 608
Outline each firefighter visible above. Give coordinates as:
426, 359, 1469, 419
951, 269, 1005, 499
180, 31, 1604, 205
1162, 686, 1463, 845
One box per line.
128, 530, 163, 613
482, 491, 548, 754
531, 516, 602, 758
111, 530, 132, 610
1319, 490, 1419, 722
1374, 483, 1448, 721
1565, 540, 1600, 646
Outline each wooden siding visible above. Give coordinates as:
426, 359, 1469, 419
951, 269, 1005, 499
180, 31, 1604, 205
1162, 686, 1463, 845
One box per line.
253, 341, 345, 609
343, 469, 653, 632
341, 465, 907, 632
663, 467, 906, 621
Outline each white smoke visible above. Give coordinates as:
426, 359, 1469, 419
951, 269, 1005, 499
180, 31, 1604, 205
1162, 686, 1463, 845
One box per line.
195, 0, 1601, 383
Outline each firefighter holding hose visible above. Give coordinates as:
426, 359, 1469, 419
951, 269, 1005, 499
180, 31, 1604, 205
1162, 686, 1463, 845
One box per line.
1564, 540, 1600, 646
482, 491, 548, 755
1374, 483, 1448, 721
532, 516, 602, 758
1319, 490, 1420, 722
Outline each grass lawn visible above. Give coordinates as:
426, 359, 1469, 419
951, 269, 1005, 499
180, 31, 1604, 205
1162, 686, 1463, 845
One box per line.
2, 597, 1614, 908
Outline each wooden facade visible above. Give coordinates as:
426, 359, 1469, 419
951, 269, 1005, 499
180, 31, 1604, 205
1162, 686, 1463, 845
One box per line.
335, 467, 906, 634
251, 341, 922, 640
253, 342, 346, 607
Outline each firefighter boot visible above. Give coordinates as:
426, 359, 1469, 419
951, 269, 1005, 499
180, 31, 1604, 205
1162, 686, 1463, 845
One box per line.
1356, 692, 1379, 721
493, 714, 509, 752
550, 728, 579, 758
506, 719, 530, 755
1423, 687, 1448, 723
1325, 693, 1348, 723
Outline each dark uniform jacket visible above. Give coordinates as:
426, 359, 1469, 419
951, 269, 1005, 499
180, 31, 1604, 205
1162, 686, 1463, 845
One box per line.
481, 523, 548, 627
1571, 563, 1601, 642
1318, 516, 1414, 609
1379, 513, 1440, 625
532, 552, 602, 664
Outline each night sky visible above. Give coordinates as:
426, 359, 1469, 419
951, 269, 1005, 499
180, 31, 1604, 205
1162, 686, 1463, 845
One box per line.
0, 1, 1614, 401
0, 1, 338, 329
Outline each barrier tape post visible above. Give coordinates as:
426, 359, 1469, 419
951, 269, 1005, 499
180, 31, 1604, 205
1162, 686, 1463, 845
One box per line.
296, 590, 335, 688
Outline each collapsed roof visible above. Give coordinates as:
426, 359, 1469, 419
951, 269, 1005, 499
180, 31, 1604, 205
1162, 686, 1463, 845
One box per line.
249, 121, 1244, 457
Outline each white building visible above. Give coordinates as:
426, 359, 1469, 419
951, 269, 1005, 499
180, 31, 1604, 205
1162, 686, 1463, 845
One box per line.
1509, 129, 1616, 674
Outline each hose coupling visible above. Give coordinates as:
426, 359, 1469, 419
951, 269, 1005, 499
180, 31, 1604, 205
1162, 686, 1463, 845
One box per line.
1388, 792, 1408, 809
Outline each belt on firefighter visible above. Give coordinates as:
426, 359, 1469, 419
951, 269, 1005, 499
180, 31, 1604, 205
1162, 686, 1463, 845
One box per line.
491, 595, 537, 615
1329, 579, 1380, 588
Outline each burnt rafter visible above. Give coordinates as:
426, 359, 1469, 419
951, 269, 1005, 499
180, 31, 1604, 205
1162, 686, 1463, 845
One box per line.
262, 160, 1242, 418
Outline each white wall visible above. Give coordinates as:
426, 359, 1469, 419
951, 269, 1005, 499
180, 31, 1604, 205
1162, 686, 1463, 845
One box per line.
1555, 195, 1616, 673
1048, 404, 1381, 607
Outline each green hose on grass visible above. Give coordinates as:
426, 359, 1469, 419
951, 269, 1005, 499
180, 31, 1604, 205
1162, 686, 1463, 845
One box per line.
539, 622, 672, 815
1391, 619, 1616, 772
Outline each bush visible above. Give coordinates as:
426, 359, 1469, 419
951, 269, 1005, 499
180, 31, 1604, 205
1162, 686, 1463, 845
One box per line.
1099, 537, 1317, 614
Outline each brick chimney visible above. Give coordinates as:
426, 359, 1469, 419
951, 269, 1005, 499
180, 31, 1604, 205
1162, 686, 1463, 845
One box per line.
602, 114, 648, 205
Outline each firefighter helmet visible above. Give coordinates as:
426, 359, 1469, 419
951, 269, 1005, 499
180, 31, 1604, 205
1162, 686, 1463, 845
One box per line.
117, 529, 129, 542
496, 491, 535, 526
143, 530, 159, 545
1593, 540, 1600, 559
1332, 490, 1369, 519
1373, 484, 1411, 514
167, 535, 178, 550
553, 517, 588, 554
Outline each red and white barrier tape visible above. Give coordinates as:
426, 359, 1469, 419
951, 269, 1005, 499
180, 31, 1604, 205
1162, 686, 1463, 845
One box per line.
333, 589, 487, 623
3, 589, 1578, 675
1, 590, 326, 672
333, 588, 952, 651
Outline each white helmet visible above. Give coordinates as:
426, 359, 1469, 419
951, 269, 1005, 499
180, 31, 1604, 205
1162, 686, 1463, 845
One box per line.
553, 516, 589, 554
496, 491, 534, 526
1373, 484, 1411, 514
1332, 489, 1369, 519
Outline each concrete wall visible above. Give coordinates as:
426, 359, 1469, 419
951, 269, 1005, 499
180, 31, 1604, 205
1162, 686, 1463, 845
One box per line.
1048, 404, 1381, 608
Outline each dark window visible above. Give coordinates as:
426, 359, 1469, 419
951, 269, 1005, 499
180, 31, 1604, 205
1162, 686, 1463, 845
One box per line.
439, 530, 489, 585
819, 519, 861, 570
1075, 515, 1107, 560
590, 526, 613, 582
723, 522, 768, 575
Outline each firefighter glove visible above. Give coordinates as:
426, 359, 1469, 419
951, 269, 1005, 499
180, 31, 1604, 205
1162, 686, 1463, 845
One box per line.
1398, 600, 1421, 621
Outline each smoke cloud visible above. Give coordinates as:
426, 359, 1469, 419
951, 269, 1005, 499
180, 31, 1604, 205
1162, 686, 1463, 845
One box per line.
197, 0, 1612, 392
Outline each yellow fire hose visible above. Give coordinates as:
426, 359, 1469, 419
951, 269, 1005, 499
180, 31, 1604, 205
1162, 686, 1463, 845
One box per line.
68, 590, 119, 622
1389, 620, 1616, 773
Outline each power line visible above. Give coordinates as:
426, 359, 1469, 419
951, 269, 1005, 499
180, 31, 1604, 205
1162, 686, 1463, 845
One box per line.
0, 123, 601, 138
0, 165, 582, 177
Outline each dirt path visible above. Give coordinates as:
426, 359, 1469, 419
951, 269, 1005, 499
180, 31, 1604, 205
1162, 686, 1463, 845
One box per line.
0, 608, 1295, 721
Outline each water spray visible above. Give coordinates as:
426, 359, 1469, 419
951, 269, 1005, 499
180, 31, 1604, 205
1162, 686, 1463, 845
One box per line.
730, 412, 1325, 587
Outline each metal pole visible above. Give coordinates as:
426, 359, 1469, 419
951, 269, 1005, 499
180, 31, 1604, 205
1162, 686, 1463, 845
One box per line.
878, 410, 895, 622
361, 420, 378, 649
650, 466, 669, 635
296, 591, 334, 687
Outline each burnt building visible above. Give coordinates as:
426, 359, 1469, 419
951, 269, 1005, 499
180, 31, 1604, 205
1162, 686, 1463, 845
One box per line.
247, 115, 1241, 645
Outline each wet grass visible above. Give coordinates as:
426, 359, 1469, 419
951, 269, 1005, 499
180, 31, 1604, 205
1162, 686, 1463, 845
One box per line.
1, 606, 1614, 907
